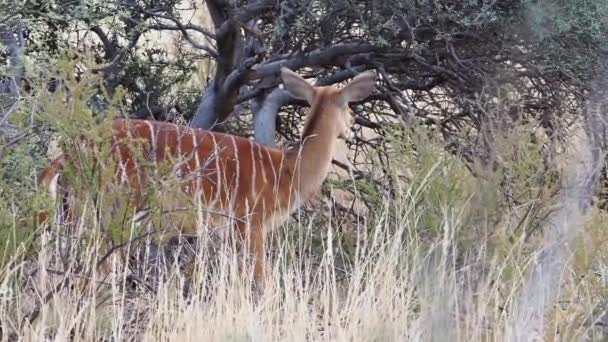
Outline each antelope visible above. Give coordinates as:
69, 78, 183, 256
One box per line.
37, 67, 377, 282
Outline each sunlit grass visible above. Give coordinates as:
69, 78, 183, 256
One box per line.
0, 157, 605, 341
0, 66, 606, 340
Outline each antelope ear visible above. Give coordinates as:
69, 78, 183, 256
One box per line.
281, 67, 314, 103
339, 70, 377, 104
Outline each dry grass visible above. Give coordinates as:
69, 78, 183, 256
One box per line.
0, 159, 606, 341
0, 69, 606, 340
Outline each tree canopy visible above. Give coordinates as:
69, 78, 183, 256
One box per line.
2, 0, 608, 183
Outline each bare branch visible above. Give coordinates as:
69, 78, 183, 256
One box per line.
215, 0, 276, 39
148, 23, 218, 57
90, 26, 117, 59
190, 0, 252, 129
254, 88, 290, 146
0, 22, 25, 92
0, 127, 30, 160
143, 8, 218, 57
0, 22, 25, 133
251, 43, 380, 79
145, 13, 216, 40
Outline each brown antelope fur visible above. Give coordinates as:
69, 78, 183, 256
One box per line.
37, 67, 377, 282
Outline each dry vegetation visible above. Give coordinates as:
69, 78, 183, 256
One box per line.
0, 76, 607, 341
2, 1, 608, 341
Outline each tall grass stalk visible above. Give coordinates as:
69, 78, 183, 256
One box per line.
0, 158, 604, 341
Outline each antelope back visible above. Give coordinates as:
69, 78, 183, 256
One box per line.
107, 119, 300, 233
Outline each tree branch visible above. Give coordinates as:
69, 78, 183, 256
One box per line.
254, 88, 290, 146
90, 25, 117, 60
0, 22, 25, 131
148, 23, 218, 57
92, 13, 146, 98
215, 0, 276, 39
190, 0, 250, 129
0, 22, 25, 93
250, 43, 380, 79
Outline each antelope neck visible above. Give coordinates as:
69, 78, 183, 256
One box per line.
287, 95, 340, 199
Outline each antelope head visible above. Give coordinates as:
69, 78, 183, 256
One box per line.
280, 67, 377, 142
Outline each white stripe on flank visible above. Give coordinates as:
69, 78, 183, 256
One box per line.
256, 144, 268, 183
192, 130, 200, 171
176, 124, 189, 178
144, 121, 156, 162
111, 134, 125, 183
176, 124, 182, 160
231, 135, 240, 207
119, 162, 129, 184
231, 136, 240, 183
275, 153, 285, 195
192, 130, 201, 194
125, 122, 141, 188
145, 121, 160, 183
210, 133, 221, 204
249, 139, 257, 197
264, 148, 277, 186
